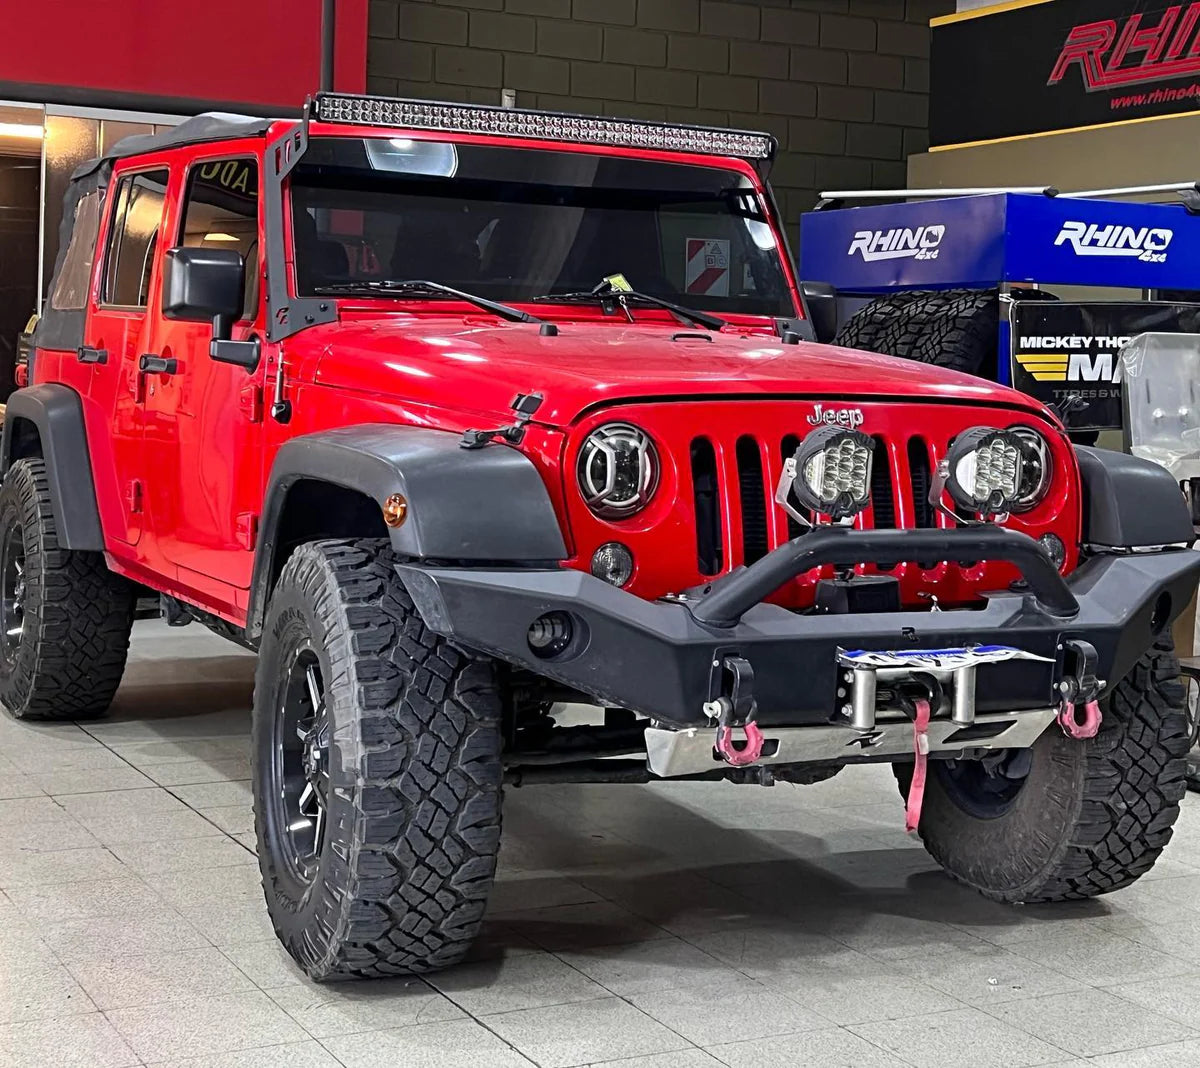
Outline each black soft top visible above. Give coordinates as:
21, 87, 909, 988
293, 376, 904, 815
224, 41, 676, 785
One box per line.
71, 112, 276, 180
37, 112, 278, 353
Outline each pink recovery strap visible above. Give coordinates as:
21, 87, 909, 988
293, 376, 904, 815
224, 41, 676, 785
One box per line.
905, 698, 931, 834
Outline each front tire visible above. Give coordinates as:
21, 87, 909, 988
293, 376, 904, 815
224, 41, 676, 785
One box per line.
0, 458, 135, 720
897, 638, 1188, 902
253, 538, 504, 980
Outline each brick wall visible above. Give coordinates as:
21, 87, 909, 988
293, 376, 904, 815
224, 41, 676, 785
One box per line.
366, 0, 953, 225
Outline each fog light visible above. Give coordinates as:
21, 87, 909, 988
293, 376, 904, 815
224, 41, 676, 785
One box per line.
528, 612, 574, 659
591, 542, 634, 586
1038, 532, 1066, 570
778, 426, 874, 523
944, 427, 1022, 516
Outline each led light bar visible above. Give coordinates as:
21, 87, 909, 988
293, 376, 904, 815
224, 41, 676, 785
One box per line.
311, 93, 776, 161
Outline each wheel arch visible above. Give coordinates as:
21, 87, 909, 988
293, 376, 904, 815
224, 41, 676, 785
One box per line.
0, 384, 103, 551
246, 425, 567, 640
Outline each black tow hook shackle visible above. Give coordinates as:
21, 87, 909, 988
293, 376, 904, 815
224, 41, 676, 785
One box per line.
1058, 638, 1104, 739
704, 655, 766, 768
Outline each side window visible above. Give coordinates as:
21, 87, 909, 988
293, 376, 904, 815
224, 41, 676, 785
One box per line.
50, 189, 103, 311
102, 169, 169, 308
178, 157, 260, 318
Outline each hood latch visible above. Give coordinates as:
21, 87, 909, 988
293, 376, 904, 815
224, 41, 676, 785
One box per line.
460, 392, 544, 450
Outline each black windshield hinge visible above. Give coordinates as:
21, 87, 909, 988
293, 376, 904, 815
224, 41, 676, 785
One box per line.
460, 391, 544, 450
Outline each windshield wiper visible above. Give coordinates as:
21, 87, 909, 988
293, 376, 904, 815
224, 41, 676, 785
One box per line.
311, 279, 546, 325
531, 282, 725, 331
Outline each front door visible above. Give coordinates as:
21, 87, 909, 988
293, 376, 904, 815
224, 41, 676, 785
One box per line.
85, 165, 172, 549
141, 151, 266, 600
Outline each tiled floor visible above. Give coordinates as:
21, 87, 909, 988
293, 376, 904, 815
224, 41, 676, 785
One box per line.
3, 622, 1200, 1066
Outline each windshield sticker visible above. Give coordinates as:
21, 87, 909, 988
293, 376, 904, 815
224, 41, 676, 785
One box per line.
685, 238, 730, 297
602, 273, 633, 292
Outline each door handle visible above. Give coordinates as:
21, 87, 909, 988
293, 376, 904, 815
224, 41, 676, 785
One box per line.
138, 354, 178, 375
76, 346, 108, 365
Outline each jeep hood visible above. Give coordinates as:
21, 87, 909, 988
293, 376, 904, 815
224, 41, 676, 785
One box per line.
303, 316, 1046, 427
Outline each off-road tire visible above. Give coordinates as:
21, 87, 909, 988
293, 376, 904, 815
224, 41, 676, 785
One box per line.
0, 458, 135, 720
833, 292, 923, 354
896, 637, 1188, 902
253, 538, 504, 980
885, 289, 998, 375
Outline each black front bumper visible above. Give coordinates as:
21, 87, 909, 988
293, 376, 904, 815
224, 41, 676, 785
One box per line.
397, 527, 1200, 729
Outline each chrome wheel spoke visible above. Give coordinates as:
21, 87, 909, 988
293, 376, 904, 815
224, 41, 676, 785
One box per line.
276, 646, 331, 881
305, 664, 322, 715
298, 780, 317, 816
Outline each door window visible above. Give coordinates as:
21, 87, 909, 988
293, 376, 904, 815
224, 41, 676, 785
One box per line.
178, 157, 260, 318
101, 169, 169, 307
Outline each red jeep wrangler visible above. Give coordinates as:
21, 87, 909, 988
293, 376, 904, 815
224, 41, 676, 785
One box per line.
5, 93, 1199, 980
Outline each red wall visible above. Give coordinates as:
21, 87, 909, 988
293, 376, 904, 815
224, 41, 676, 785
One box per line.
4, 0, 367, 110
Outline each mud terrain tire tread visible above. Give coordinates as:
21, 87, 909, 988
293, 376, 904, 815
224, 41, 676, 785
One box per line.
0, 458, 134, 720
898, 637, 1188, 902
254, 538, 503, 980
835, 289, 998, 378
833, 292, 923, 354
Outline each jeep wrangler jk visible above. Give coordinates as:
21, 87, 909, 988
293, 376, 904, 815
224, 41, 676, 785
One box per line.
4, 93, 1199, 980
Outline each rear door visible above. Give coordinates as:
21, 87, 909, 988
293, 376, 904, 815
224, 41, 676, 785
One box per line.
84, 164, 172, 548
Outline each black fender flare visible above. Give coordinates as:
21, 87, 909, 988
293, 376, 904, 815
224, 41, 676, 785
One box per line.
247, 424, 568, 639
0, 384, 103, 551
1076, 446, 1195, 549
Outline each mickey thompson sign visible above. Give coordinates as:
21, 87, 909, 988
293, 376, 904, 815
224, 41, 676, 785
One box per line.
931, 2, 1200, 147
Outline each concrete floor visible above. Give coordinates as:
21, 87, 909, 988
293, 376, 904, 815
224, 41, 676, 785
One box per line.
3, 622, 1200, 1066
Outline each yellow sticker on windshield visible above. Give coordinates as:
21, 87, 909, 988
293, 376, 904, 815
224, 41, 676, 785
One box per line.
603, 273, 633, 292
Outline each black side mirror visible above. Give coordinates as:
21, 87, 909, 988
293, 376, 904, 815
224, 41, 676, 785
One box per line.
799, 280, 839, 344
162, 247, 259, 371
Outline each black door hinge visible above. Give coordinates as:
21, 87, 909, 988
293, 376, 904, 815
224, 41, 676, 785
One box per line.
461, 391, 544, 450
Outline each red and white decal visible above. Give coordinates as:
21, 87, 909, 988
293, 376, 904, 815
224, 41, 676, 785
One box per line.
685, 238, 730, 297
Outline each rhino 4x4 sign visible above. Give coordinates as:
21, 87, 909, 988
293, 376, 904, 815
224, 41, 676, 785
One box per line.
932, 1, 1200, 146
1011, 301, 1200, 430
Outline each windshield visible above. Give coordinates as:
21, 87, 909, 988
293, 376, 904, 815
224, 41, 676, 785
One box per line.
289, 136, 794, 318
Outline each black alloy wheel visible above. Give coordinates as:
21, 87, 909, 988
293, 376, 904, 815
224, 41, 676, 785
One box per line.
273, 644, 331, 883
0, 517, 26, 662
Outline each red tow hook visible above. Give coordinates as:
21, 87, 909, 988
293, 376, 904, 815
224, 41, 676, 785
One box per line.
1057, 639, 1103, 740
1058, 699, 1102, 740
708, 655, 764, 768
716, 721, 765, 766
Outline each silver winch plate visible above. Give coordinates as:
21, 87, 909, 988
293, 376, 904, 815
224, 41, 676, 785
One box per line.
643, 709, 1057, 779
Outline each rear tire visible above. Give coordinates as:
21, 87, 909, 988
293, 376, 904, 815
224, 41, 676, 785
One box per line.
0, 458, 135, 720
896, 637, 1188, 902
253, 538, 504, 980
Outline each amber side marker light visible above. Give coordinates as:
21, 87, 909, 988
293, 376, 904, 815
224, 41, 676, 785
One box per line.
382, 494, 408, 527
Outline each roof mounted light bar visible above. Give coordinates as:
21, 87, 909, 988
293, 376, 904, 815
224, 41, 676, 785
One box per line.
310, 92, 776, 162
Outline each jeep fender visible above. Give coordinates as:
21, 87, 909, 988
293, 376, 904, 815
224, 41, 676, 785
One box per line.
1076, 446, 1195, 548
247, 424, 567, 639
0, 384, 103, 551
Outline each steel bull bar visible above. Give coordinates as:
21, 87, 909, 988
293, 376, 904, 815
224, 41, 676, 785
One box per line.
396, 527, 1200, 751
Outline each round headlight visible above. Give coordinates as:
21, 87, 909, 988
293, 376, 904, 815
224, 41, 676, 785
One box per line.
790, 426, 874, 521
1009, 426, 1053, 512
578, 423, 659, 519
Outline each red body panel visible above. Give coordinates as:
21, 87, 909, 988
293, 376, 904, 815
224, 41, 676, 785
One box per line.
33, 124, 1081, 629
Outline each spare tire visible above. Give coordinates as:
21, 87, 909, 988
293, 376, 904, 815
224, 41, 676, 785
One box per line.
834, 288, 999, 378
833, 292, 923, 354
